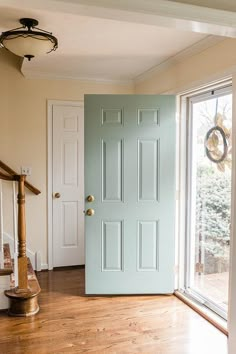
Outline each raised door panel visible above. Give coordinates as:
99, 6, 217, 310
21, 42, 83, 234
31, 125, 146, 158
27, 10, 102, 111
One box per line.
138, 139, 159, 201
102, 221, 123, 271
63, 141, 78, 186
102, 139, 123, 202
102, 109, 123, 126
61, 202, 78, 247
137, 221, 159, 271
138, 109, 159, 126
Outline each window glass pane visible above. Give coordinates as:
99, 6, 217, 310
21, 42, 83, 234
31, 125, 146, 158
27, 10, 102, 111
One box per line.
190, 92, 232, 315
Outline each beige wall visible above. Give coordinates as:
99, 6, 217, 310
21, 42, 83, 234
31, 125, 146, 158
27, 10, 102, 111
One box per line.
135, 38, 236, 94
0, 49, 134, 267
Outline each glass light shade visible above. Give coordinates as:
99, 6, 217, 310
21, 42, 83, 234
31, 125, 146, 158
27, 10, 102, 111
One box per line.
2, 34, 55, 57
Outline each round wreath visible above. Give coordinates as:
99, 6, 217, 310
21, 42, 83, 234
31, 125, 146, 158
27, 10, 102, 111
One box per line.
204, 126, 228, 163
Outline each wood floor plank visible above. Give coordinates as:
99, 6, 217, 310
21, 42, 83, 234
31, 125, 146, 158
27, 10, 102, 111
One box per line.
0, 269, 227, 353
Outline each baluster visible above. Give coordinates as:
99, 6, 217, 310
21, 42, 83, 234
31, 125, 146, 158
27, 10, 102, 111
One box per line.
17, 175, 28, 291
0, 180, 4, 268
13, 181, 18, 286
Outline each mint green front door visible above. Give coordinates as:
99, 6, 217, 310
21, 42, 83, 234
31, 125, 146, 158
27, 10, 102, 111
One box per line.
85, 95, 175, 294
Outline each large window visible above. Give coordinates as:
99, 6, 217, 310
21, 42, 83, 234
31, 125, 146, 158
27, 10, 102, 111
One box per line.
185, 85, 232, 319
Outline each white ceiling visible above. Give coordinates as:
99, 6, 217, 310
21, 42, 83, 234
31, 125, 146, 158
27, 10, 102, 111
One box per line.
0, 2, 227, 83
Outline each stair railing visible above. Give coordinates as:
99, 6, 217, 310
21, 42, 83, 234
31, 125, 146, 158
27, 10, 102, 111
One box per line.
0, 161, 40, 293
0, 160, 40, 195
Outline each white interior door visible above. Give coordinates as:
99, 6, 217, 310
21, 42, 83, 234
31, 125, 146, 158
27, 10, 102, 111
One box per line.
52, 103, 84, 267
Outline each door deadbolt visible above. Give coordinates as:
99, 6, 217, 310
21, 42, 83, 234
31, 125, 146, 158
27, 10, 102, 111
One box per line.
87, 195, 95, 202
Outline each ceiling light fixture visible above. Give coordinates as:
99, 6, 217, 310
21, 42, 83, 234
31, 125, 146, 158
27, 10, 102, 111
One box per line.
0, 18, 58, 61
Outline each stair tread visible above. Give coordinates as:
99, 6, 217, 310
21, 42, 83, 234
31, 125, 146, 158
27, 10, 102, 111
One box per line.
0, 244, 13, 276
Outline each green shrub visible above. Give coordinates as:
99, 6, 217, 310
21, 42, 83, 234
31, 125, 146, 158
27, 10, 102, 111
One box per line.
196, 165, 231, 259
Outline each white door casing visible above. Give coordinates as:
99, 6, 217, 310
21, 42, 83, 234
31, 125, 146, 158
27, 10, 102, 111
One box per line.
48, 101, 84, 269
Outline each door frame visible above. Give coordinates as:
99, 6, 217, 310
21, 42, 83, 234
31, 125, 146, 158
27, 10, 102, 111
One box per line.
47, 99, 84, 270
176, 79, 232, 291
186, 84, 232, 320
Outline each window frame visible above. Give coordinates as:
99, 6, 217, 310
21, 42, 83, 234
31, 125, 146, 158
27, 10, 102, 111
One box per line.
178, 81, 232, 322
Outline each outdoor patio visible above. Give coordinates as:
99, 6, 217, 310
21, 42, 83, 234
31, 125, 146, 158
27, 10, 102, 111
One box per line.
194, 271, 228, 311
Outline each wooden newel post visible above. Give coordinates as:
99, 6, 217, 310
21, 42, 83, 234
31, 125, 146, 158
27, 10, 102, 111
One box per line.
17, 175, 28, 291
4, 169, 41, 316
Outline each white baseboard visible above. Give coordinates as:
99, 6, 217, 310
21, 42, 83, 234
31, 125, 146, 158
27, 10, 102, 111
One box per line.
0, 275, 10, 310
35, 251, 41, 271
41, 264, 48, 270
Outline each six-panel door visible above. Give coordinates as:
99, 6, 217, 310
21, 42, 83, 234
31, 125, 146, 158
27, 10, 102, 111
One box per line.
52, 104, 84, 267
85, 95, 175, 294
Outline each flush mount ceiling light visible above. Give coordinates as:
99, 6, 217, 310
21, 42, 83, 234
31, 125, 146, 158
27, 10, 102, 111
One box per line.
0, 18, 58, 61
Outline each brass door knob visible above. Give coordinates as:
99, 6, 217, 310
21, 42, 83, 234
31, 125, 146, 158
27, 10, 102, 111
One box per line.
87, 195, 95, 202
86, 208, 95, 216
54, 192, 61, 199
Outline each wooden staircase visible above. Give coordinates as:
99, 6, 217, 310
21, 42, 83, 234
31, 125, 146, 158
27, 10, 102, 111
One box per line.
0, 244, 13, 310
0, 161, 41, 316
0, 244, 41, 315
1, 243, 13, 275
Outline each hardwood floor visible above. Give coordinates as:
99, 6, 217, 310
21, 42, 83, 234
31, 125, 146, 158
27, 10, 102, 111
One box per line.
0, 269, 227, 353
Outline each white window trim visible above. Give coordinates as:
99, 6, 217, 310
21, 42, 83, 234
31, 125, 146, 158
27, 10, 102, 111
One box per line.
176, 79, 232, 324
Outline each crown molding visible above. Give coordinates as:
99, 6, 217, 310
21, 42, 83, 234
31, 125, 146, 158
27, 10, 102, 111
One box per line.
2, 0, 236, 37
134, 36, 225, 84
